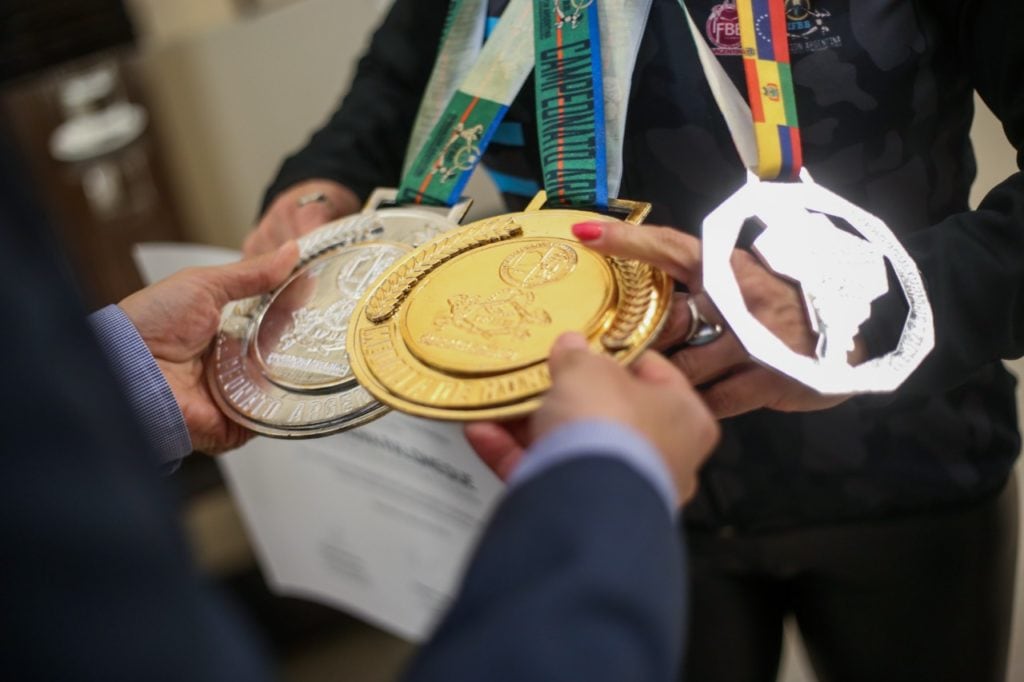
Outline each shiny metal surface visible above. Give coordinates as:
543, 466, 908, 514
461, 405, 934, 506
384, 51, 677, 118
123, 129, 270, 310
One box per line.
702, 170, 934, 394
348, 195, 672, 421
209, 205, 461, 437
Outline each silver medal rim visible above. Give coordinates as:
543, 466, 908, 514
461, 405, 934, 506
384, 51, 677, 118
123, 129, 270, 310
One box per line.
702, 171, 934, 395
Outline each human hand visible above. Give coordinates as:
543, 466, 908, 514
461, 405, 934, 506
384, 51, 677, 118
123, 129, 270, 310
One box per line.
571, 220, 864, 418
465, 332, 719, 504
119, 241, 299, 454
243, 179, 361, 257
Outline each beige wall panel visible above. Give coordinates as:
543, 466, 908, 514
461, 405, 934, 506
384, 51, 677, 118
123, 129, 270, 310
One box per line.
970, 95, 1018, 207
126, 0, 238, 45
140, 0, 391, 246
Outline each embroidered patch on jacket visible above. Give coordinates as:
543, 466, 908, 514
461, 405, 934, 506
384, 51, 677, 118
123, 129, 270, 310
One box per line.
785, 0, 842, 54
705, 0, 842, 57
706, 0, 742, 56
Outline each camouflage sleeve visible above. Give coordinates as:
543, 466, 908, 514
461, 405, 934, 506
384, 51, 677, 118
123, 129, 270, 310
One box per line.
870, 0, 1024, 394
261, 0, 448, 211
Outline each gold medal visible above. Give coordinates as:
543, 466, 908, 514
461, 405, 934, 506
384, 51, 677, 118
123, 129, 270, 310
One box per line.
347, 192, 672, 420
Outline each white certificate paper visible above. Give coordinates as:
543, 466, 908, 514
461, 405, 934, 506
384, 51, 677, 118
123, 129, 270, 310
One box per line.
135, 243, 505, 641
220, 414, 504, 641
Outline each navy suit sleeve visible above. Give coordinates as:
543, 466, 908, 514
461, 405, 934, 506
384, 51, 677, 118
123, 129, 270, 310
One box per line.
0, 136, 272, 682
403, 458, 686, 682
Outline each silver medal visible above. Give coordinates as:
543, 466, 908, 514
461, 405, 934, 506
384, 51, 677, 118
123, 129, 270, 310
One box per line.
702, 170, 934, 394
209, 191, 470, 437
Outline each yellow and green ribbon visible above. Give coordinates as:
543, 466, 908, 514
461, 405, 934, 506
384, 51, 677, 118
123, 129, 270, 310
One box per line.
736, 0, 802, 180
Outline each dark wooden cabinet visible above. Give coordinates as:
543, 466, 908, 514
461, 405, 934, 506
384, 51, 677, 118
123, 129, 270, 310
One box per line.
2, 51, 186, 306
1, 0, 135, 83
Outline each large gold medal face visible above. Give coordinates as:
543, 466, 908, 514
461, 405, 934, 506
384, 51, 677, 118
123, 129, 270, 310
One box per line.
348, 196, 672, 420
401, 239, 614, 375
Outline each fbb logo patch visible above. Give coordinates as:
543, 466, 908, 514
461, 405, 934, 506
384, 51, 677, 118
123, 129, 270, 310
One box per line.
706, 0, 741, 56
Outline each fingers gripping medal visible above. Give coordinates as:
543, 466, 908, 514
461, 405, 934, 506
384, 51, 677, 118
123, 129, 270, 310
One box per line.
347, 193, 672, 420
208, 193, 469, 437
681, 0, 933, 394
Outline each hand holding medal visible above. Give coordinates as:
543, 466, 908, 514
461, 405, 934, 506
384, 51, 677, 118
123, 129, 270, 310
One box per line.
580, 0, 934, 412
573, 219, 855, 418
244, 179, 361, 258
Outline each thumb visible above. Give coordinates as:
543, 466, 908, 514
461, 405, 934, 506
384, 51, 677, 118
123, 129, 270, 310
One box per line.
547, 331, 592, 375
210, 240, 299, 305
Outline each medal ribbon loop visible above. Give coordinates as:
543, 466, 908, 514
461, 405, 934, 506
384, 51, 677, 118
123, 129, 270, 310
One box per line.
736, 0, 802, 180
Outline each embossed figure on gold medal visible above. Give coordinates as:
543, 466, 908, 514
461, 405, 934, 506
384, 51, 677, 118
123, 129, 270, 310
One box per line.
402, 237, 612, 376
434, 289, 551, 340
347, 194, 672, 421
499, 242, 578, 287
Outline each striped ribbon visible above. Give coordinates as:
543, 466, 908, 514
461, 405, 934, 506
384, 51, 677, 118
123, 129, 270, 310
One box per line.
736, 0, 802, 180
533, 0, 608, 208
401, 0, 488, 178
397, 0, 534, 206
398, 0, 649, 207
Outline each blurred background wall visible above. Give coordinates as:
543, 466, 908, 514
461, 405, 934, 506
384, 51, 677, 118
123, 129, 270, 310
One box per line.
136, 0, 390, 248
132, 0, 501, 250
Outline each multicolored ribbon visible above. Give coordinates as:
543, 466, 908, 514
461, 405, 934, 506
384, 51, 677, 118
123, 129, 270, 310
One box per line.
398, 0, 649, 207
736, 0, 802, 180
398, 0, 534, 206
401, 0, 488, 178
533, 0, 608, 208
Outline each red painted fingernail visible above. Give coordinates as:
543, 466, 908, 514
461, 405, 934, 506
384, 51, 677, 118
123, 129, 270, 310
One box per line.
572, 221, 604, 241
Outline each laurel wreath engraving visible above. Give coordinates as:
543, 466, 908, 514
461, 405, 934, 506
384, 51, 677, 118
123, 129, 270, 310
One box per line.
230, 215, 388, 330
602, 257, 655, 351
365, 217, 524, 323
296, 213, 383, 268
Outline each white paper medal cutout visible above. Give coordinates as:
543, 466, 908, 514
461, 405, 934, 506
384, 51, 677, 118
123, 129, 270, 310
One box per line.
702, 170, 934, 394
